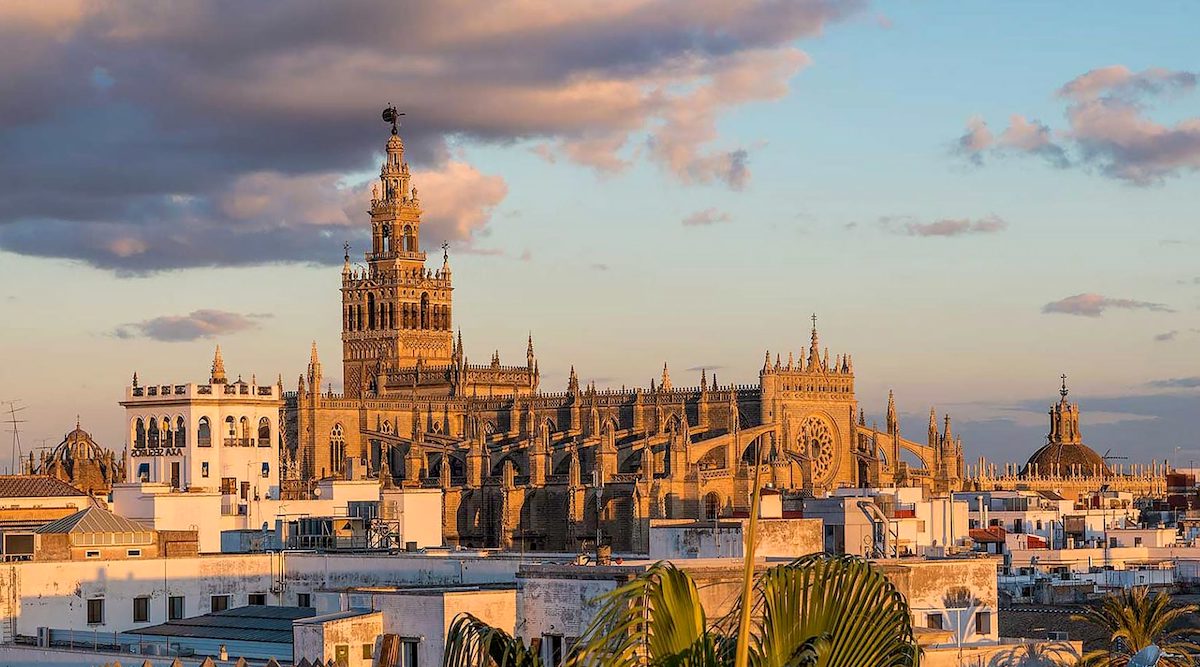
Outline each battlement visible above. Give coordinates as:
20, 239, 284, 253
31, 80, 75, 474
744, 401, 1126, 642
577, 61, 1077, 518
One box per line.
123, 382, 282, 403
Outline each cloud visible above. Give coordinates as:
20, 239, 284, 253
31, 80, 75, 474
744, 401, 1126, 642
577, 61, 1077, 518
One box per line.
1146, 377, 1200, 389
1041, 293, 1174, 317
681, 208, 732, 227
879, 214, 1008, 237
113, 309, 269, 342
956, 65, 1200, 183
685, 365, 724, 372
590, 263, 609, 271
0, 1, 864, 272
1154, 330, 1178, 342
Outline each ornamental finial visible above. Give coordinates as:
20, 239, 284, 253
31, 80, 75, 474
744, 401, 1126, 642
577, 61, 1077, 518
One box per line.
382, 105, 405, 135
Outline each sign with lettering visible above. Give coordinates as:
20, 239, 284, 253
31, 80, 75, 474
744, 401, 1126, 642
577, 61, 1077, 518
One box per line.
130, 448, 184, 457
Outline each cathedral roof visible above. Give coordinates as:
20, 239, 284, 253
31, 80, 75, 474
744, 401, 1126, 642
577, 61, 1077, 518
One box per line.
51, 422, 108, 462
1024, 442, 1111, 476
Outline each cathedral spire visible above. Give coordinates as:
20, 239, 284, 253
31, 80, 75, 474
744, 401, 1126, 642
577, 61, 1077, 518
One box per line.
527, 332, 535, 369
807, 314, 820, 371
307, 341, 322, 394
928, 407, 938, 445
210, 345, 227, 385
661, 362, 671, 391
886, 390, 898, 435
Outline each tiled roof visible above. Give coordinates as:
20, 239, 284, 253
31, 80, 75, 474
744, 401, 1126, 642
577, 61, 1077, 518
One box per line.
0, 475, 86, 498
969, 527, 1007, 543
36, 506, 151, 534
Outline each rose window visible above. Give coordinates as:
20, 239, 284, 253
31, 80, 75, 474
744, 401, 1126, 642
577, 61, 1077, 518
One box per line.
800, 416, 835, 481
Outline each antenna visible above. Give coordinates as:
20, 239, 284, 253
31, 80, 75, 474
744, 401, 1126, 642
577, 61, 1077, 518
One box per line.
2, 400, 28, 475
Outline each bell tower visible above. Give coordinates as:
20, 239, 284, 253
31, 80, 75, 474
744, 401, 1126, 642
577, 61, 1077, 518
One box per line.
341, 108, 455, 398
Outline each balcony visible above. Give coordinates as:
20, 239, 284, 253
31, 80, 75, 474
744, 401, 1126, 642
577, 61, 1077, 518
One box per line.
224, 437, 256, 447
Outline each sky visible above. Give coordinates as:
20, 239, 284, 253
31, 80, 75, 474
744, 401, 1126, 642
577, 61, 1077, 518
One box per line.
0, 0, 1198, 469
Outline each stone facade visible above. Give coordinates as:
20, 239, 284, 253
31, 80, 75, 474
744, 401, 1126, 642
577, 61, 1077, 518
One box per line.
285, 119, 967, 553
27, 421, 122, 495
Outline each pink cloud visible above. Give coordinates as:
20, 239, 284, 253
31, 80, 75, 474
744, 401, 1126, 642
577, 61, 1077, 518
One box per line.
1042, 293, 1174, 317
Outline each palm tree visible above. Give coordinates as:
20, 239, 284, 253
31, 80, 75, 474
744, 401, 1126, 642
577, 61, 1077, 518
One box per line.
1072, 587, 1199, 667
443, 553, 920, 667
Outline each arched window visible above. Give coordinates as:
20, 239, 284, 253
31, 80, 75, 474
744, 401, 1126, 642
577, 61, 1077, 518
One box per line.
703, 492, 722, 520
225, 416, 236, 444
330, 424, 346, 476
197, 417, 211, 447
258, 417, 271, 448
175, 416, 186, 448
403, 226, 415, 252
381, 223, 391, 253
367, 293, 377, 330
388, 302, 396, 329
147, 418, 160, 448
381, 420, 392, 434
239, 416, 250, 443
162, 415, 173, 448
420, 293, 430, 329
134, 418, 146, 449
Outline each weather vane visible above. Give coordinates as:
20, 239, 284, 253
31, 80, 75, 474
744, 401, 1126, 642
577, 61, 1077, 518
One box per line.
382, 105, 405, 135
1060, 373, 1068, 398
343, 241, 351, 262
442, 241, 449, 262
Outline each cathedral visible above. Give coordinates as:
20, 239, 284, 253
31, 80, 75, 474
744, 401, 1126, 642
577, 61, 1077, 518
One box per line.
27, 420, 124, 496
284, 113, 967, 552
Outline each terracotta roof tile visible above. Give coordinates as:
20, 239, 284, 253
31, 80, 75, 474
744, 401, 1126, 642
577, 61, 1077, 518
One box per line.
0, 475, 86, 498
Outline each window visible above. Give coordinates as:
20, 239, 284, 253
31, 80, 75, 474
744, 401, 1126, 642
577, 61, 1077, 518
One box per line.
927, 613, 944, 630
335, 644, 350, 667
262, 462, 270, 478
176, 416, 186, 448
133, 597, 150, 623
399, 639, 419, 667
221, 477, 237, 494
197, 417, 211, 447
297, 593, 311, 608
137, 463, 150, 482
168, 596, 185, 620
148, 417, 160, 448
258, 417, 271, 447
541, 634, 565, 667
87, 598, 104, 625
330, 424, 346, 474
202, 462, 209, 478
85, 550, 100, 559
362, 644, 374, 660
703, 492, 721, 520
248, 593, 266, 606
1134, 537, 1143, 547
225, 416, 236, 440
135, 418, 146, 448
126, 549, 142, 557
211, 595, 230, 613
975, 611, 992, 635
1036, 520, 1043, 530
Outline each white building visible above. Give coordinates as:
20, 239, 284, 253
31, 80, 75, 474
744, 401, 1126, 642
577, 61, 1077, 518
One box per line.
120, 347, 282, 503
807, 487, 969, 557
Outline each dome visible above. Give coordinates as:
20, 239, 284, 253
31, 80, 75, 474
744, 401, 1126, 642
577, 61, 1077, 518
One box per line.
1024, 441, 1111, 476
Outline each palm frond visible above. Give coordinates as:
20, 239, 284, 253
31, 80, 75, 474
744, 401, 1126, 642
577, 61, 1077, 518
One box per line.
444, 612, 542, 667
567, 561, 713, 667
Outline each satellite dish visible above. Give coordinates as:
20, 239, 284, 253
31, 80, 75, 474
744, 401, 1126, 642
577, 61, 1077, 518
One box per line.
1130, 644, 1161, 667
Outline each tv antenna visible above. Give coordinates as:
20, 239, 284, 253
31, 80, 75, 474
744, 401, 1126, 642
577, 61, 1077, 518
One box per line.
2, 400, 28, 475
